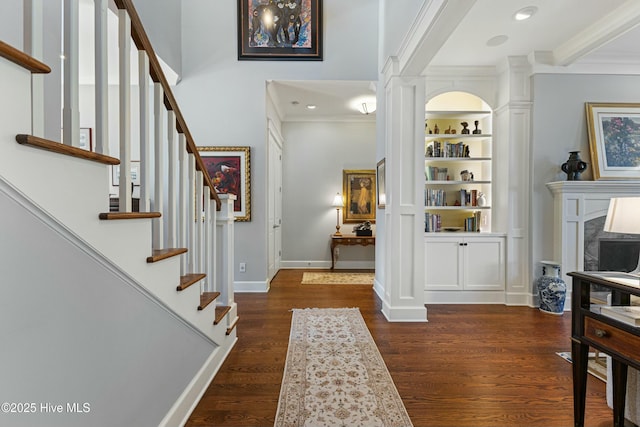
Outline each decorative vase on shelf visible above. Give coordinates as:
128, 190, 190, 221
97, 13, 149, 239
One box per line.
537, 261, 567, 315
476, 192, 487, 207
561, 151, 587, 181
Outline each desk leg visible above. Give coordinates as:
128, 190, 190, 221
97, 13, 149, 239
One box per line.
612, 359, 628, 427
571, 338, 588, 427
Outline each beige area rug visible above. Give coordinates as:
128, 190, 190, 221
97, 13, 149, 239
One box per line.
301, 272, 375, 285
274, 308, 413, 427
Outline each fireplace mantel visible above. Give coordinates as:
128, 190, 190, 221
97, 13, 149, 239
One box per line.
546, 180, 640, 310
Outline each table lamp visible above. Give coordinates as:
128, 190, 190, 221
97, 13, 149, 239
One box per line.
604, 197, 640, 274
332, 193, 344, 236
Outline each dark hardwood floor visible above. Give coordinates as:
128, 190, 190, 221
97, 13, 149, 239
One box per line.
186, 269, 613, 427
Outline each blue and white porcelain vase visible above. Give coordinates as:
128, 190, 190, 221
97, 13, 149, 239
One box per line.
537, 261, 567, 315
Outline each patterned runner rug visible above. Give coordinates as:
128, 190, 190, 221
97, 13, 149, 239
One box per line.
274, 308, 413, 427
301, 272, 374, 285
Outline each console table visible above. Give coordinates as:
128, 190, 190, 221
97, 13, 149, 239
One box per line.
569, 271, 640, 427
330, 234, 375, 269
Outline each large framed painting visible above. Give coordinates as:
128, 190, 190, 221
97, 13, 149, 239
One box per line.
237, 0, 323, 61
198, 146, 251, 221
343, 169, 376, 224
586, 102, 640, 180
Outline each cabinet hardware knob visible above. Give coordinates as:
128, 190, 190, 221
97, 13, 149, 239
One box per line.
594, 328, 608, 338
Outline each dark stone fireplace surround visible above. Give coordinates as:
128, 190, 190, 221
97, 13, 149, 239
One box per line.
584, 215, 640, 272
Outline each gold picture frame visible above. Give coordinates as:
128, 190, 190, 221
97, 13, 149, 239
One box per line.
343, 169, 376, 224
586, 102, 640, 180
197, 146, 251, 221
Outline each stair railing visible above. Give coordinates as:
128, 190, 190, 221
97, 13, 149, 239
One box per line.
22, 0, 234, 313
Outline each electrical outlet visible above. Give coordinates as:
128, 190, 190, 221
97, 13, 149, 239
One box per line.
239, 262, 246, 272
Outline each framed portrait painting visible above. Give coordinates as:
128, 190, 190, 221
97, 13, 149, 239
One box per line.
198, 146, 251, 221
586, 102, 640, 180
343, 169, 376, 224
237, 0, 323, 61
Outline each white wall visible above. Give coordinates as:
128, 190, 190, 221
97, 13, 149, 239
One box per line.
0, 182, 214, 427
176, 0, 378, 283
531, 73, 640, 280
379, 0, 425, 62
281, 120, 376, 268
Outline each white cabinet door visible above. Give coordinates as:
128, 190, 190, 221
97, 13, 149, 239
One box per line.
424, 237, 463, 290
464, 237, 505, 290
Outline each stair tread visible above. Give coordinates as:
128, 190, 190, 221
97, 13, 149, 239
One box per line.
16, 134, 120, 165
0, 41, 50, 73
214, 306, 231, 325
178, 273, 206, 291
99, 212, 161, 220
147, 248, 187, 263
198, 292, 221, 310
226, 316, 239, 335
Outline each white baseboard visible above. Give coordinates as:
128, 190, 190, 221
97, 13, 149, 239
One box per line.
381, 299, 428, 322
159, 337, 238, 427
281, 260, 374, 269
234, 280, 270, 293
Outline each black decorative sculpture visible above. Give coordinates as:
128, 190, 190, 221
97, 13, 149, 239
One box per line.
561, 151, 588, 180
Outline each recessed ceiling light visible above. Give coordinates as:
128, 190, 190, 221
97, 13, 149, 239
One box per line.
291, 101, 299, 106
514, 6, 538, 21
306, 104, 317, 110
486, 35, 508, 47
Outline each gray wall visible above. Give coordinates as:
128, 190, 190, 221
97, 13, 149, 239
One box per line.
176, 0, 378, 282
133, 0, 182, 77
0, 187, 215, 427
379, 0, 424, 63
282, 121, 376, 267
531, 73, 640, 279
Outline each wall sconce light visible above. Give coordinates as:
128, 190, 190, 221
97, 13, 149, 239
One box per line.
604, 197, 640, 274
332, 192, 344, 236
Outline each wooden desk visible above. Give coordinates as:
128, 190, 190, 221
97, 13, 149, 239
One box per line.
569, 271, 640, 427
330, 234, 375, 269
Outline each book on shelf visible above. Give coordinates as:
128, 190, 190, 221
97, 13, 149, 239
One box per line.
425, 141, 469, 158
425, 166, 448, 181
425, 212, 441, 232
600, 305, 640, 327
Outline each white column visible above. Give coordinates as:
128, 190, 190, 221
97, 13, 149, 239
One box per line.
381, 59, 427, 322
62, 0, 80, 147
94, 0, 109, 154
495, 56, 532, 306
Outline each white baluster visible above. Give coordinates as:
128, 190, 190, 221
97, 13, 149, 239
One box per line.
206, 187, 217, 293
24, 0, 45, 137
62, 0, 80, 147
153, 83, 165, 248
166, 110, 177, 247
187, 154, 196, 272
204, 185, 211, 292
117, 9, 131, 212
178, 133, 188, 273
138, 52, 150, 212
94, 0, 108, 154
196, 171, 204, 273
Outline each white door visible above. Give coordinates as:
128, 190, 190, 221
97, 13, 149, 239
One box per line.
268, 124, 283, 280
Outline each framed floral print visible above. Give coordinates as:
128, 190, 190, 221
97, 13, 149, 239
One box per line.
586, 102, 640, 180
198, 146, 251, 221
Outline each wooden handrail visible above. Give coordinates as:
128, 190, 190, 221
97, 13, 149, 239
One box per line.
113, 0, 221, 211
0, 40, 50, 74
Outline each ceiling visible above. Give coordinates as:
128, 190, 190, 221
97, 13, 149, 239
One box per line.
270, 0, 640, 122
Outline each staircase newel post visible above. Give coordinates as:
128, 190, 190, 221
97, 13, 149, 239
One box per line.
216, 195, 235, 310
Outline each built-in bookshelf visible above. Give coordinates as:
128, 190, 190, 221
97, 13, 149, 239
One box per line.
424, 93, 492, 232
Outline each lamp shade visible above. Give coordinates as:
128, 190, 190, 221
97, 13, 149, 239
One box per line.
604, 197, 640, 234
332, 193, 344, 207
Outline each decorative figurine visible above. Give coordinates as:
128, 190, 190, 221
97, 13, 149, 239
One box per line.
433, 124, 439, 134
444, 125, 452, 134
461, 122, 470, 134
472, 120, 481, 134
